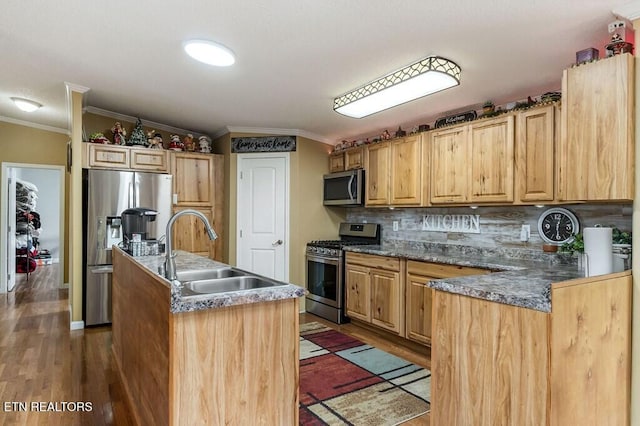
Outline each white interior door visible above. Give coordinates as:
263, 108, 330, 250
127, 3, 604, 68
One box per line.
236, 153, 289, 281
6, 168, 16, 292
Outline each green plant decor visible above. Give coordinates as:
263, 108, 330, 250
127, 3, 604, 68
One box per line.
612, 227, 632, 245
560, 232, 584, 254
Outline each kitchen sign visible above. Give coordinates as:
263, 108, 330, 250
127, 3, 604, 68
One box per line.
422, 214, 481, 233
434, 110, 477, 128
231, 136, 296, 153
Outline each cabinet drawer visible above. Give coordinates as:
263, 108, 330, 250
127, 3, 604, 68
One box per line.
346, 252, 400, 272
407, 260, 489, 278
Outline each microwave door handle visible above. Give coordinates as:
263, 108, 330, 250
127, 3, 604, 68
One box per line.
347, 175, 355, 200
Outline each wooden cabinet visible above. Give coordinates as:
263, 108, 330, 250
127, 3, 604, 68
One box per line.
171, 152, 214, 206
515, 104, 556, 202
345, 252, 403, 334
82, 143, 169, 172
84, 144, 130, 169
559, 53, 634, 201
405, 261, 489, 345
390, 135, 423, 205
469, 115, 514, 203
364, 141, 392, 205
431, 271, 632, 426
430, 125, 469, 203
365, 136, 422, 206
431, 116, 515, 204
170, 152, 224, 261
328, 147, 363, 173
130, 148, 169, 172
328, 152, 345, 173
345, 147, 364, 170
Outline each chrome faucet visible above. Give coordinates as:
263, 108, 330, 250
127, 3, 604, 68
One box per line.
164, 209, 218, 280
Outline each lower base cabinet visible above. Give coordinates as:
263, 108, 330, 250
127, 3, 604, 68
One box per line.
405, 261, 489, 345
345, 252, 403, 335
431, 271, 632, 425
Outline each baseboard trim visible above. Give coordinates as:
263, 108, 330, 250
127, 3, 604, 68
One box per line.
70, 320, 84, 330
60, 282, 69, 289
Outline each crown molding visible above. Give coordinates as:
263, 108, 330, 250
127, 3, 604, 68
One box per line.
64, 82, 90, 94
84, 106, 202, 136
222, 126, 331, 144
0, 115, 69, 135
613, 2, 640, 21
65, 82, 90, 133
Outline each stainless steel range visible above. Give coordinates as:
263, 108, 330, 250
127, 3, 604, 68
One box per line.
305, 222, 381, 324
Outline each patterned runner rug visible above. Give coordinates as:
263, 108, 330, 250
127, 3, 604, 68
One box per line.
299, 322, 430, 425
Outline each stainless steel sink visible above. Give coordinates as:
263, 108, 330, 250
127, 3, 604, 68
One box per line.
175, 268, 247, 282
183, 275, 286, 294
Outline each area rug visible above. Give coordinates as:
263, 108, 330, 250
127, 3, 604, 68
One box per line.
299, 322, 430, 425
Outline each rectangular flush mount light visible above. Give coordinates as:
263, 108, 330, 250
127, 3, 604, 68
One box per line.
333, 56, 461, 118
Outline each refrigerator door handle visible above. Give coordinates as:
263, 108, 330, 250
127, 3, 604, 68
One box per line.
128, 182, 134, 208
135, 181, 140, 206
90, 266, 113, 274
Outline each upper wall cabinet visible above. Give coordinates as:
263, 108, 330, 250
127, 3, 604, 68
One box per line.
431, 115, 514, 204
83, 143, 169, 173
170, 152, 214, 207
365, 135, 423, 206
515, 104, 557, 203
559, 53, 634, 201
328, 146, 364, 173
469, 115, 515, 203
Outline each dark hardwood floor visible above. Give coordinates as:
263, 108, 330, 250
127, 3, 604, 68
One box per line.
0, 265, 429, 425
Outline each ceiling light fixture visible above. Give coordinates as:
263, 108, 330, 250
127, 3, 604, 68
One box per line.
333, 56, 461, 118
183, 39, 235, 67
11, 97, 42, 112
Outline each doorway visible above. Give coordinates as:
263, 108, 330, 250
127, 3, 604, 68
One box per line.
236, 153, 290, 281
0, 163, 65, 293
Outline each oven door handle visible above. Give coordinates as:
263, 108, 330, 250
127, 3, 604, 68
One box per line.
306, 254, 340, 265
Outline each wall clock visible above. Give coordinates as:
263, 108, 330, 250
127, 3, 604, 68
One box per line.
537, 208, 580, 245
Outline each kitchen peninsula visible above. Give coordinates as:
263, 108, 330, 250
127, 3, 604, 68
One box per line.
343, 244, 632, 425
111, 247, 305, 426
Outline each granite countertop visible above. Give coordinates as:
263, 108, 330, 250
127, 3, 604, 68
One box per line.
343, 244, 587, 313
126, 250, 306, 314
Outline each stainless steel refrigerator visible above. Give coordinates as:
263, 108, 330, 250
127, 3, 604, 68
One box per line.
82, 169, 172, 326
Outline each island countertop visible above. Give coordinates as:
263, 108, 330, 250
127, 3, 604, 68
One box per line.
343, 244, 588, 312
117, 247, 306, 314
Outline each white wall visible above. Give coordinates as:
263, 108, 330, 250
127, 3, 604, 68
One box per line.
15, 168, 61, 262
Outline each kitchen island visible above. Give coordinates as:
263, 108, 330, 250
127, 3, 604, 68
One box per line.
111, 247, 305, 426
344, 243, 632, 425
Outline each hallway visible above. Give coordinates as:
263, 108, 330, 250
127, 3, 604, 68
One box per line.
0, 265, 131, 425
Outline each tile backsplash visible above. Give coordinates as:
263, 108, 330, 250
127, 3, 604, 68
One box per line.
346, 204, 632, 251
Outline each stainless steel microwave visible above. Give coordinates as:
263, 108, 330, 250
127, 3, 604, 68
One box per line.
323, 169, 364, 206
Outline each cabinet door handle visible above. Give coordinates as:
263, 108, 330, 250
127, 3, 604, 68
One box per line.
273, 239, 283, 246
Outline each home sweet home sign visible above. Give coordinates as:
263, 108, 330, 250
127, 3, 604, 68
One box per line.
231, 136, 297, 153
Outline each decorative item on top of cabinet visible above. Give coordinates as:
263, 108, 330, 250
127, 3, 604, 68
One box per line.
515, 103, 557, 203
345, 252, 404, 335
559, 53, 634, 201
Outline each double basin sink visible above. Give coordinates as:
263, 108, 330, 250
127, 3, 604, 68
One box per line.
174, 267, 286, 296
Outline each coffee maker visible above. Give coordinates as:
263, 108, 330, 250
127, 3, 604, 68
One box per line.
121, 207, 159, 255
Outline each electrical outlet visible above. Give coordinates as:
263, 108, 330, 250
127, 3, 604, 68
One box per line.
393, 221, 399, 231
609, 20, 626, 34
520, 224, 531, 242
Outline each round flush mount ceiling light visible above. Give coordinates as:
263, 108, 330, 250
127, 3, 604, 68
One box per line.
183, 40, 235, 67
11, 97, 42, 112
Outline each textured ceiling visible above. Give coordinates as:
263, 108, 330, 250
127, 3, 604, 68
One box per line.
0, 0, 633, 143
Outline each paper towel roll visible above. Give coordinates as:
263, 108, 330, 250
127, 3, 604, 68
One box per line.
583, 227, 613, 277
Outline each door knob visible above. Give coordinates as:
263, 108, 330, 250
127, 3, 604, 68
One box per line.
273, 239, 283, 246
